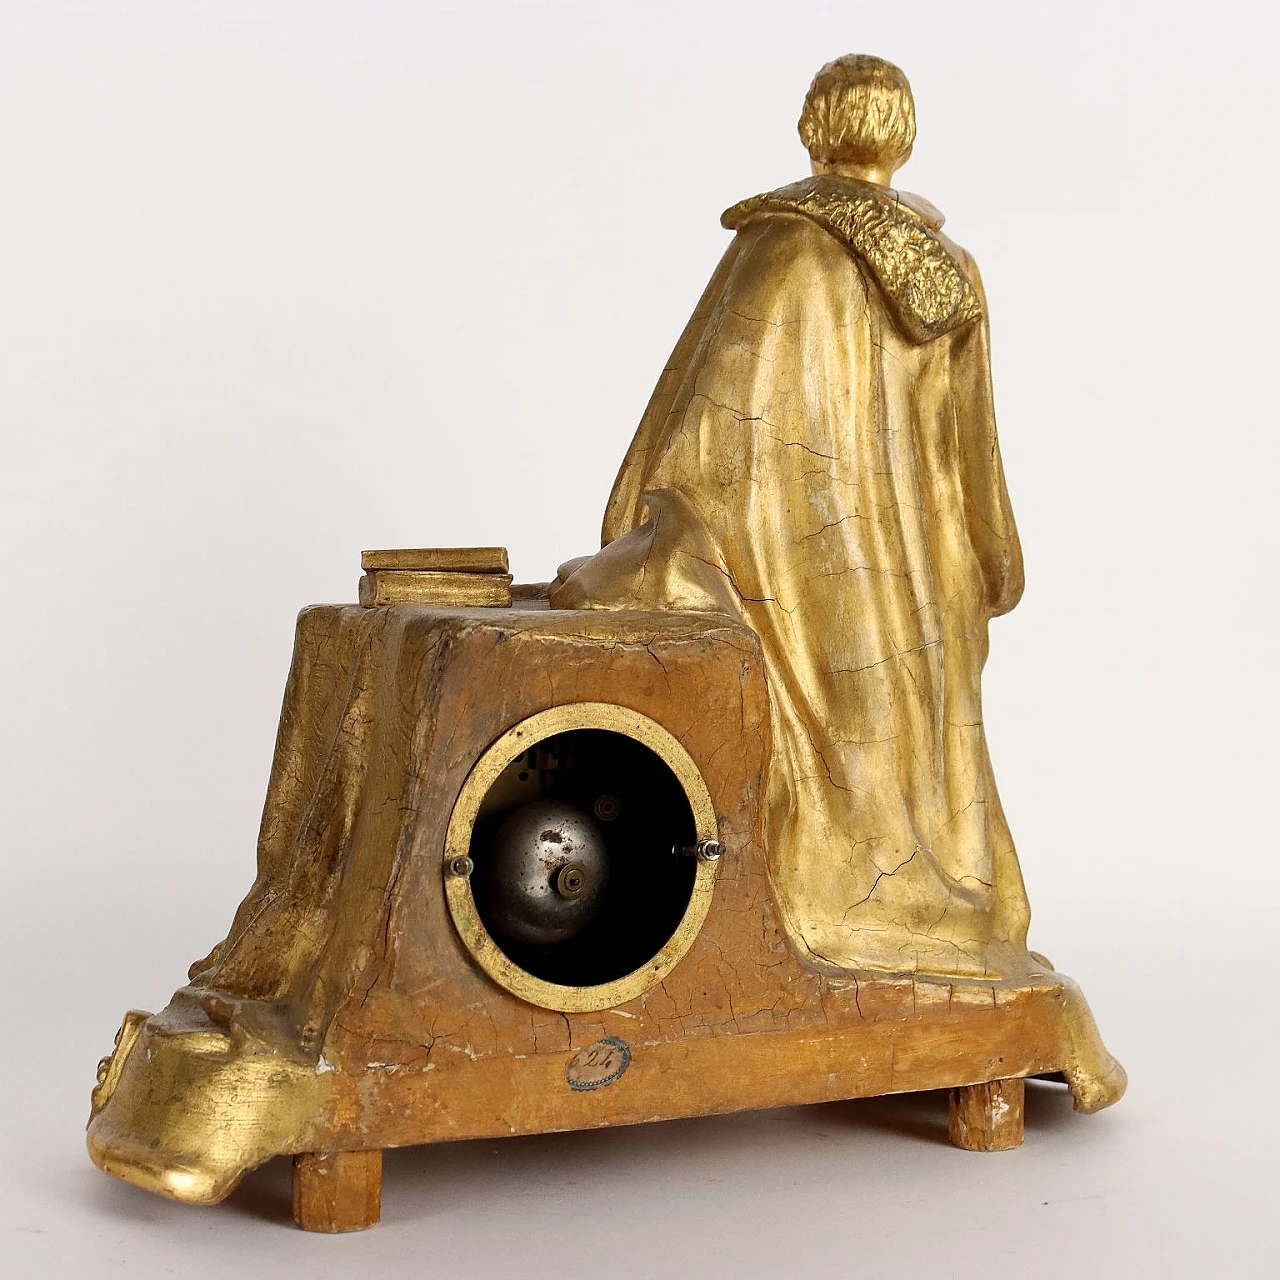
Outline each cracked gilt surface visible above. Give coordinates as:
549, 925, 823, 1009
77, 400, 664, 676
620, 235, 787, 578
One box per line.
553, 174, 1031, 981
722, 176, 984, 343
89, 602, 1122, 1192
88, 182, 1128, 1193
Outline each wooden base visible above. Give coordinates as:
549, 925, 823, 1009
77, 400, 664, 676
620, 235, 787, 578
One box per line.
85, 605, 1123, 1218
948, 1077, 1025, 1151
286, 1079, 1026, 1231
291, 1150, 382, 1232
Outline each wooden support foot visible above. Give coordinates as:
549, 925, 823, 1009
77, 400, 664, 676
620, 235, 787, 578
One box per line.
948, 1077, 1025, 1151
291, 1150, 383, 1232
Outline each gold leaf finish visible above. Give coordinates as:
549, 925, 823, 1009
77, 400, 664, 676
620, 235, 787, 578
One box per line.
722, 176, 983, 342
88, 54, 1122, 1227
555, 56, 1031, 983
361, 547, 510, 574
90, 1009, 150, 1116
358, 569, 513, 607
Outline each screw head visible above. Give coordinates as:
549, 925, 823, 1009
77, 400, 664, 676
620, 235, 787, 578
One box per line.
448, 854, 475, 878
554, 862, 590, 900
593, 794, 622, 821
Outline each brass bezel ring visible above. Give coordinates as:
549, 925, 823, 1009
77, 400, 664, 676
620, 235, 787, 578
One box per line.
443, 702, 719, 1012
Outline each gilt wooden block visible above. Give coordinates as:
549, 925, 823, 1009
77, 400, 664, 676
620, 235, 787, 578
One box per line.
358, 569, 513, 607
360, 546, 510, 574
949, 1078, 1026, 1152
292, 1150, 382, 1233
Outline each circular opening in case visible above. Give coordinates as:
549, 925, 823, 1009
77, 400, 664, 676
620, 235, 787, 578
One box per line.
443, 704, 720, 1012
468, 728, 697, 986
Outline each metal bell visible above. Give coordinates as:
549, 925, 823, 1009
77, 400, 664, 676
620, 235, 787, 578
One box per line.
477, 798, 609, 945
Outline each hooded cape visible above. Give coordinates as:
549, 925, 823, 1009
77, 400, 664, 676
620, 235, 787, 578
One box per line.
552, 175, 1033, 979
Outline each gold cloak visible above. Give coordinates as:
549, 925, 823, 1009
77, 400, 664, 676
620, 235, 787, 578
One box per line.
552, 175, 1034, 980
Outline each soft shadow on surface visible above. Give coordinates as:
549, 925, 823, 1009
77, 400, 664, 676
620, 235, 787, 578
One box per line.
79, 1157, 295, 1229
226, 1156, 294, 1225
805, 1076, 1077, 1144
80, 1164, 220, 1229
1023, 1076, 1079, 1133
803, 1088, 952, 1145
221, 1091, 980, 1226
101, 1081, 1085, 1229
223, 1112, 816, 1228
80, 1167, 167, 1225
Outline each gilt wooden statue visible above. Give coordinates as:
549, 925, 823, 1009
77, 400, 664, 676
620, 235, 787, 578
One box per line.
88, 55, 1124, 1232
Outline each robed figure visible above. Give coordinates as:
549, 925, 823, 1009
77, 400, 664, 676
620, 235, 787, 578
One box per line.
553, 55, 1035, 980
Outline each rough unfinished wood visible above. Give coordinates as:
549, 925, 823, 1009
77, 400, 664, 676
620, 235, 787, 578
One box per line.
949, 1077, 1025, 1151
291, 1150, 382, 1233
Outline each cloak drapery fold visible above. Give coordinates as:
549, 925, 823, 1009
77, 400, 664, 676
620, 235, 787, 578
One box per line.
552, 175, 1033, 979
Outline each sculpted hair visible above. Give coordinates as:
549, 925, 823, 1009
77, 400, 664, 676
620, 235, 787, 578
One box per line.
798, 55, 916, 168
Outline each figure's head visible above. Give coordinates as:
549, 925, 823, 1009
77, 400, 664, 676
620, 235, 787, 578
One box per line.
798, 54, 916, 184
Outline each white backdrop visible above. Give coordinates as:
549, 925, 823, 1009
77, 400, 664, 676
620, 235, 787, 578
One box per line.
1, 2, 1275, 1275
